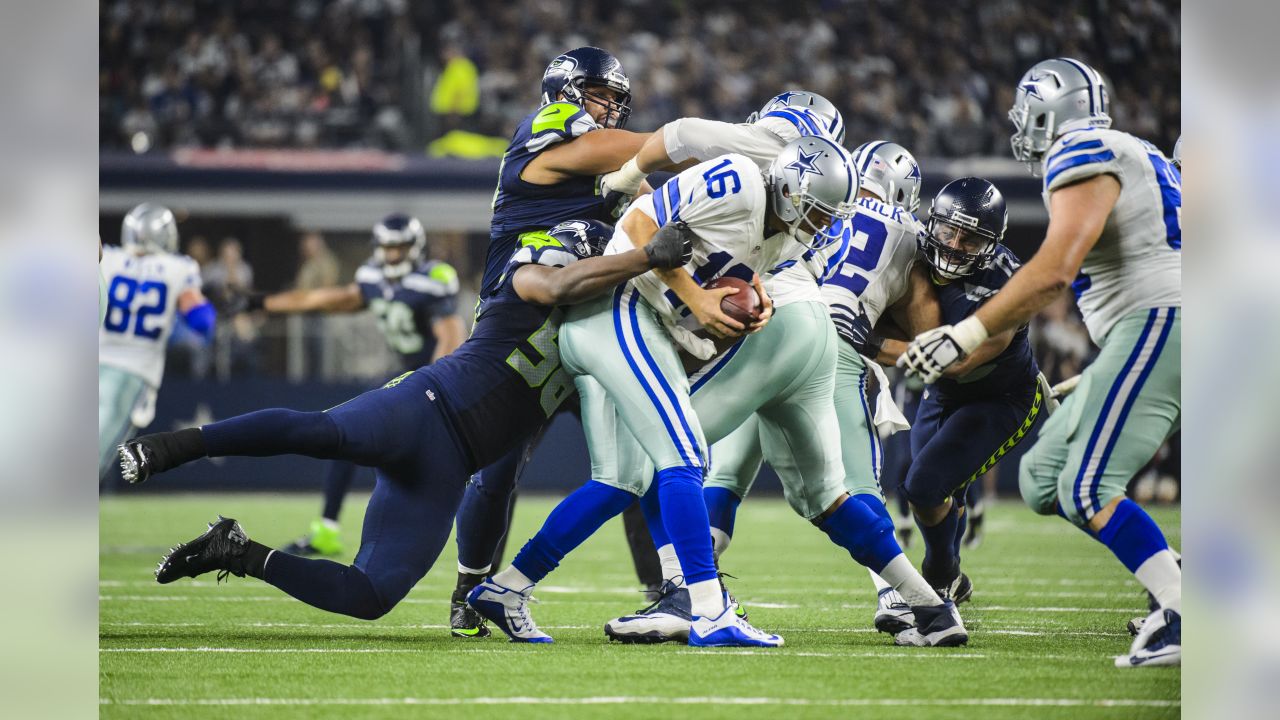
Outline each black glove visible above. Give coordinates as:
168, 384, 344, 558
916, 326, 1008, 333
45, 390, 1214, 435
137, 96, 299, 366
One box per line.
645, 221, 696, 269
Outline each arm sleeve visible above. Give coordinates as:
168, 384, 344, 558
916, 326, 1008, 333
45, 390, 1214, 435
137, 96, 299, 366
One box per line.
181, 301, 216, 339
664, 118, 784, 169
1044, 133, 1125, 192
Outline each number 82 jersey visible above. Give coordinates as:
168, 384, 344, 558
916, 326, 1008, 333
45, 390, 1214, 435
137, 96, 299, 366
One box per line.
99, 246, 202, 388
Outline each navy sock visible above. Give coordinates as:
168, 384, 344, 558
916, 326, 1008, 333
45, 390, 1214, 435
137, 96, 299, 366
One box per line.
455, 450, 522, 571
511, 480, 634, 583
321, 461, 359, 522
918, 503, 962, 588
201, 409, 340, 458
262, 551, 386, 620
953, 506, 968, 557
639, 480, 671, 548
819, 497, 901, 574
1097, 499, 1170, 572
703, 486, 741, 538
656, 466, 717, 585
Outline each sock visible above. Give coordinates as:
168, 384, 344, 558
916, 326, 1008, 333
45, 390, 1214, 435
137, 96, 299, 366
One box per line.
868, 568, 893, 593
455, 449, 522, 572
878, 554, 943, 608
243, 541, 272, 579
200, 409, 339, 458
321, 461, 359, 522
621, 501, 663, 589
506, 480, 634, 585
655, 466, 717, 586
710, 528, 732, 561
452, 570, 486, 601
639, 482, 671, 547
953, 505, 968, 557
1097, 499, 1179, 610
656, 543, 683, 584
687, 578, 725, 618
818, 496, 901, 573
917, 502, 962, 588
854, 493, 894, 524
261, 551, 386, 620
703, 487, 741, 538
491, 564, 533, 591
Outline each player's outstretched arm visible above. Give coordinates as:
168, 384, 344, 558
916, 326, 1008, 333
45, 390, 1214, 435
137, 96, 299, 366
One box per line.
511, 219, 692, 307
522, 129, 651, 184
605, 119, 753, 196
430, 314, 466, 362
250, 284, 366, 314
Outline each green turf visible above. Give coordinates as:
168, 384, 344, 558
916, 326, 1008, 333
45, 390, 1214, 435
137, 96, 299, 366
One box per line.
100, 494, 1180, 719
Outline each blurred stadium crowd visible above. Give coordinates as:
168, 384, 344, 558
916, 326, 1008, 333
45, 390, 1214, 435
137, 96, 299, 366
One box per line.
99, 0, 1180, 156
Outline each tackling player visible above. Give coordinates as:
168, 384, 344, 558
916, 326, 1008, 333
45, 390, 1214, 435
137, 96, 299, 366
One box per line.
899, 58, 1182, 667
242, 214, 464, 557
117, 220, 691, 623
99, 204, 215, 481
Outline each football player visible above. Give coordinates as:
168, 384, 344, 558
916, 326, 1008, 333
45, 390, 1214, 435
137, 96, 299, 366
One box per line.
899, 58, 1181, 667
117, 220, 691, 624
902, 177, 1048, 608
448, 46, 663, 638
99, 204, 215, 481
242, 214, 464, 557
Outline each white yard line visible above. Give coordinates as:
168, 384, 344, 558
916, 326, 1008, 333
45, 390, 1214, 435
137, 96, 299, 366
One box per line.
98, 696, 1179, 708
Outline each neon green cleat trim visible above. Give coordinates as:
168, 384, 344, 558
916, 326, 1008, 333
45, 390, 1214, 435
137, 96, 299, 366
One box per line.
307, 519, 344, 556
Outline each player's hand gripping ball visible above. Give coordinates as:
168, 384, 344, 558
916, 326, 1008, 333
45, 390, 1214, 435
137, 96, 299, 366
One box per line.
704, 276, 762, 325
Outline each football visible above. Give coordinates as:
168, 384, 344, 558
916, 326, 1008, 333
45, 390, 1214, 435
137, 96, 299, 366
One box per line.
706, 276, 762, 324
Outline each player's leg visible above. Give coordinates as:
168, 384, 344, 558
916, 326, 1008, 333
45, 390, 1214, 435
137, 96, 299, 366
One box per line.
280, 460, 359, 557
702, 416, 762, 563
905, 384, 1043, 600
118, 370, 423, 483
99, 365, 147, 483
154, 370, 472, 619
1021, 307, 1181, 666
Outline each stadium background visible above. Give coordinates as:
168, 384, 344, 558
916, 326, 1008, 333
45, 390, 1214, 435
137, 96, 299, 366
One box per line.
97, 0, 1181, 500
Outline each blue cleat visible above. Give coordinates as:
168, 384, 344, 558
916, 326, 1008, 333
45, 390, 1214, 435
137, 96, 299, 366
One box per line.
688, 604, 783, 648
466, 578, 552, 644
1116, 608, 1180, 667
604, 578, 692, 643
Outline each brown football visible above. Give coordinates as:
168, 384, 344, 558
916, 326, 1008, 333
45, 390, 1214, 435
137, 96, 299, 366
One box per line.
705, 276, 761, 324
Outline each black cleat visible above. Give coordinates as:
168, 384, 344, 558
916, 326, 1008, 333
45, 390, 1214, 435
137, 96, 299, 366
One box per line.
962, 507, 985, 549
936, 573, 973, 605
117, 440, 156, 484
119, 431, 196, 484
450, 598, 492, 638
156, 516, 251, 584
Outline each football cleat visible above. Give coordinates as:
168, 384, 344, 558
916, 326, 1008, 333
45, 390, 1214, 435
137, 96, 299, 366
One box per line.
874, 587, 915, 634
936, 572, 973, 605
450, 598, 492, 639
117, 439, 157, 484
962, 506, 985, 549
893, 600, 969, 647
155, 516, 251, 584
688, 604, 783, 648
466, 579, 552, 643
1127, 615, 1147, 637
280, 519, 344, 557
719, 572, 748, 621
604, 579, 692, 644
118, 431, 190, 484
1116, 608, 1181, 667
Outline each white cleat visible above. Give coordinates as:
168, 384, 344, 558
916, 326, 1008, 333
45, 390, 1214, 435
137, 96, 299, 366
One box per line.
874, 587, 915, 634
466, 579, 552, 644
1116, 608, 1180, 668
893, 600, 968, 647
688, 605, 783, 648
604, 581, 693, 644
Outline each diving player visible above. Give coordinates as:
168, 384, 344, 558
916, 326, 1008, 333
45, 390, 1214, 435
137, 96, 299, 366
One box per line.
903, 177, 1046, 606
899, 58, 1182, 667
99, 204, 215, 481
449, 45, 663, 638
243, 214, 464, 557
469, 138, 965, 648
117, 220, 692, 623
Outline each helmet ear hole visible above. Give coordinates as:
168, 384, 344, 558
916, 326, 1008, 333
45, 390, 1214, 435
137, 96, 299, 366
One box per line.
1033, 113, 1048, 129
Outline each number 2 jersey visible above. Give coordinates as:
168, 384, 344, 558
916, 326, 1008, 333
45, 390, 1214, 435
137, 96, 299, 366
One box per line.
98, 245, 202, 388
354, 259, 459, 371
426, 234, 580, 469
484, 101, 617, 299
1041, 126, 1181, 343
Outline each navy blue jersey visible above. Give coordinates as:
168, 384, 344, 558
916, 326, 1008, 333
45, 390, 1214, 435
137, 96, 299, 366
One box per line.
930, 245, 1039, 402
428, 233, 581, 469
484, 102, 616, 299
356, 260, 460, 370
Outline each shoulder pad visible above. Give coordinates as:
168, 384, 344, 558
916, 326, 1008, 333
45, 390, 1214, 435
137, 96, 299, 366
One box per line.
403, 267, 458, 297
524, 102, 597, 153
1043, 128, 1123, 192
354, 265, 383, 285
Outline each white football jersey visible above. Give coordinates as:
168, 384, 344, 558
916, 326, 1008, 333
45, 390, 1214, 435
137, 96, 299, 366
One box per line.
820, 196, 924, 347
1041, 127, 1182, 342
606, 153, 806, 327
99, 245, 202, 388
661, 115, 829, 306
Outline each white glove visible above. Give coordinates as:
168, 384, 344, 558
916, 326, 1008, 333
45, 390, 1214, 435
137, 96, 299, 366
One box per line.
898, 316, 989, 384
600, 157, 646, 197
666, 322, 716, 361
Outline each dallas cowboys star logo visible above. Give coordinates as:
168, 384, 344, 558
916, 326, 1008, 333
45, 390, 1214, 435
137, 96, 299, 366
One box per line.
771, 90, 801, 106
786, 147, 824, 179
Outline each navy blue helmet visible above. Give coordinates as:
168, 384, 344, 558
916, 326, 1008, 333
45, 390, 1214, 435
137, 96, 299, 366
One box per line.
921, 177, 1007, 279
547, 219, 614, 260
372, 213, 427, 279
540, 47, 632, 129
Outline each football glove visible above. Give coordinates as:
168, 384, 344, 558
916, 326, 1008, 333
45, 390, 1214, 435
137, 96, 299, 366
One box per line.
898, 316, 988, 383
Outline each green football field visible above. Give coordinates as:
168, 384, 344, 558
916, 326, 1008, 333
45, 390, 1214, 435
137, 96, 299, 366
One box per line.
100, 493, 1180, 719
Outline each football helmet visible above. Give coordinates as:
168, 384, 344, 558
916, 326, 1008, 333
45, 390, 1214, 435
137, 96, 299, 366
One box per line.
540, 47, 632, 129
121, 203, 179, 255
748, 90, 845, 144
851, 141, 922, 212
1009, 58, 1112, 165
766, 136, 858, 249
920, 177, 1007, 280
371, 214, 426, 280
546, 219, 613, 260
